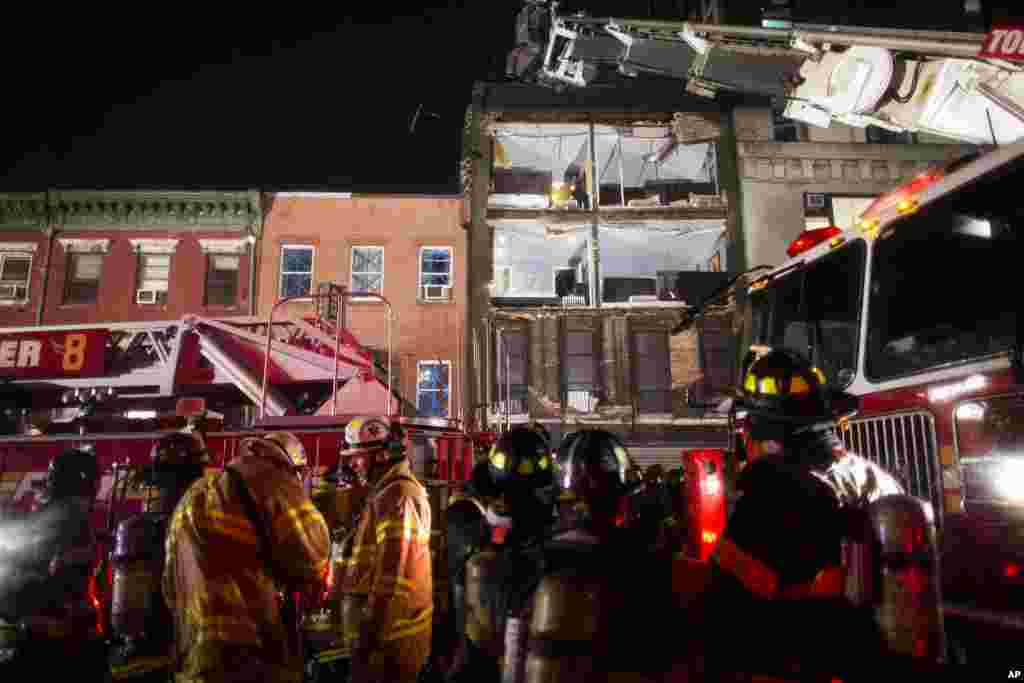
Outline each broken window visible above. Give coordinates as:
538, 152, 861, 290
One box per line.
0, 254, 31, 302
495, 330, 528, 415
205, 255, 239, 306
64, 253, 103, 305
280, 245, 314, 298
633, 330, 672, 413
563, 330, 596, 412
351, 246, 384, 296
417, 360, 450, 418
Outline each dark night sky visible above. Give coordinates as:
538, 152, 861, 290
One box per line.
0, 5, 521, 194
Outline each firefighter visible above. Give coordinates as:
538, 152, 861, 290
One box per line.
442, 449, 500, 680
631, 464, 672, 549
162, 431, 330, 683
448, 427, 558, 683
505, 429, 676, 683
698, 349, 905, 681
336, 416, 433, 683
109, 432, 208, 682
2, 448, 106, 679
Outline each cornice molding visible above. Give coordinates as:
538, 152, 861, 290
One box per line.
0, 190, 262, 231
0, 242, 39, 253
198, 238, 249, 254
59, 238, 110, 253
736, 142, 976, 184
130, 238, 180, 254
0, 193, 48, 230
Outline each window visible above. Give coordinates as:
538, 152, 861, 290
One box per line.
0, 254, 31, 302
750, 240, 866, 388
563, 330, 596, 412
351, 246, 384, 296
866, 157, 1022, 381
602, 277, 656, 303
419, 247, 453, 300
417, 360, 450, 418
496, 330, 528, 415
280, 245, 314, 298
633, 331, 672, 413
136, 254, 171, 304
205, 255, 239, 306
64, 253, 103, 304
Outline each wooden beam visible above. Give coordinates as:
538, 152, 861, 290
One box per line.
486, 207, 727, 223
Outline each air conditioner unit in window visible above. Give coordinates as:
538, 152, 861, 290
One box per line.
0, 284, 26, 300
421, 285, 451, 301
136, 289, 157, 304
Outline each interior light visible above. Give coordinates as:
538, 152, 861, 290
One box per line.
991, 459, 1024, 503
786, 225, 842, 258
125, 410, 158, 420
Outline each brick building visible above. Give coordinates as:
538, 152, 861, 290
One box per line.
257, 193, 466, 421
0, 190, 260, 327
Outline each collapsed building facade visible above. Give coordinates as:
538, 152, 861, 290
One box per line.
461, 69, 973, 464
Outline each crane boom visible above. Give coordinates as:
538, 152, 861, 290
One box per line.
508, 1, 1024, 145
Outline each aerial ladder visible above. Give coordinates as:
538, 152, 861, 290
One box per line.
508, 0, 1024, 145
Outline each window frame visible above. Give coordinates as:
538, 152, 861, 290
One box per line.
0, 253, 32, 304
416, 359, 452, 418
204, 253, 240, 307
63, 252, 104, 305
495, 329, 529, 416
418, 245, 454, 290
135, 253, 172, 305
279, 244, 316, 300
350, 245, 385, 300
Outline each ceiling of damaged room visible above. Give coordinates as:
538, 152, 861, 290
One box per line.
489, 123, 713, 208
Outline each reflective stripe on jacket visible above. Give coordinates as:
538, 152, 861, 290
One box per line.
162, 441, 330, 683
712, 537, 844, 599
338, 459, 433, 644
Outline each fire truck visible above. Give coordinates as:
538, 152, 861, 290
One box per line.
0, 284, 489, 679
700, 142, 1024, 664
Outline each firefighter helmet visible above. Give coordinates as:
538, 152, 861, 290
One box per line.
341, 417, 406, 478
138, 432, 208, 491
555, 430, 629, 504
262, 431, 308, 469
487, 427, 554, 489
644, 464, 664, 484
737, 349, 857, 428
45, 448, 100, 500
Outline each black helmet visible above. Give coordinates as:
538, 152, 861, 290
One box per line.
142, 432, 208, 487
528, 421, 551, 450
736, 349, 857, 433
46, 448, 100, 500
555, 429, 629, 505
487, 427, 555, 491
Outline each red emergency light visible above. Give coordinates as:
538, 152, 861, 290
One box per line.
786, 225, 842, 258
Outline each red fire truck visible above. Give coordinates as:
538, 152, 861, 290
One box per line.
0, 285, 489, 678
721, 141, 1024, 662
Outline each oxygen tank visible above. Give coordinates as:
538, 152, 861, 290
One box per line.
465, 548, 503, 658
110, 513, 165, 641
523, 572, 604, 683
866, 495, 946, 662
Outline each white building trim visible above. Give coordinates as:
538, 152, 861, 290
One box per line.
58, 238, 110, 254
198, 238, 249, 254
129, 238, 179, 254
0, 242, 39, 253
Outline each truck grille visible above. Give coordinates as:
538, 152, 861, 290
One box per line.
836, 411, 942, 525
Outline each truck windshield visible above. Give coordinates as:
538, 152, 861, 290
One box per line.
748, 240, 866, 388
866, 157, 1023, 381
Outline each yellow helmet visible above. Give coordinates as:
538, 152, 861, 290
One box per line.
263, 431, 308, 469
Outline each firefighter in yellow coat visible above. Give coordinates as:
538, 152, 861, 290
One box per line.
337, 416, 433, 683
162, 432, 330, 683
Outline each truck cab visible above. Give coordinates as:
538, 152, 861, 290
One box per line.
735, 142, 1024, 660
